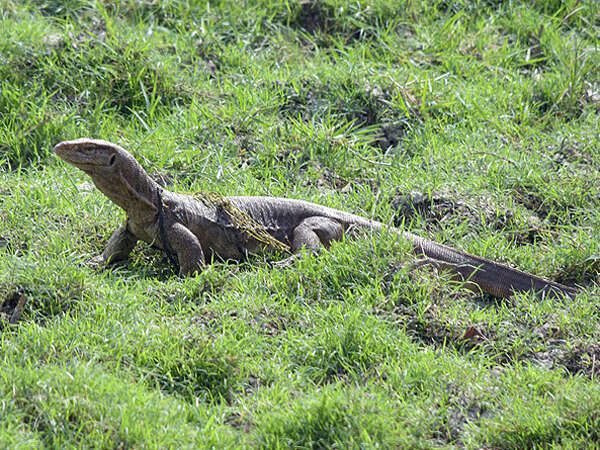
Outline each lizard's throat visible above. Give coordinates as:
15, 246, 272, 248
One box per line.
90, 174, 158, 224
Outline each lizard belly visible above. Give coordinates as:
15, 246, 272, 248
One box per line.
128, 220, 159, 246
177, 197, 292, 260
186, 222, 290, 260
186, 222, 246, 260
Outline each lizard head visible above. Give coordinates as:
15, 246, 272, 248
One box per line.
54, 138, 130, 174
55, 138, 158, 222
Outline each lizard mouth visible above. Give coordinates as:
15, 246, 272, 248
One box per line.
55, 139, 117, 169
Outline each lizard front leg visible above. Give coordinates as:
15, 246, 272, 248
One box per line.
95, 223, 139, 265
165, 223, 206, 276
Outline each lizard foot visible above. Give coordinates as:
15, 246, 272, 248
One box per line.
405, 257, 443, 272
86, 255, 107, 269
272, 249, 320, 268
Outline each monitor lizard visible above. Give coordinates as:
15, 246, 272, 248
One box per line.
55, 138, 579, 299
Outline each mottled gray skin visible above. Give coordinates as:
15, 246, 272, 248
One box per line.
55, 138, 579, 299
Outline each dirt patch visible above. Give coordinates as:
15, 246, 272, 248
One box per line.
510, 178, 597, 229
410, 312, 600, 380
384, 282, 600, 381
293, 0, 333, 34
279, 78, 385, 125
399, 303, 457, 347
391, 190, 544, 245
555, 257, 600, 286
376, 120, 411, 151
0, 232, 28, 254
392, 191, 483, 228
531, 343, 600, 379
470, 319, 600, 379
1, 291, 27, 326
0, 281, 85, 325
277, 78, 417, 151
401, 305, 492, 354
224, 410, 254, 432
299, 167, 355, 192
548, 136, 600, 171
282, 0, 369, 42
511, 185, 551, 220
431, 381, 492, 445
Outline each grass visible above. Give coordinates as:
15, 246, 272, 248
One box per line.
1, 0, 599, 447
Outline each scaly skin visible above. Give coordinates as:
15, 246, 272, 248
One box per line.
55, 138, 579, 299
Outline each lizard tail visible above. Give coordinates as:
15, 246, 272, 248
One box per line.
403, 231, 579, 299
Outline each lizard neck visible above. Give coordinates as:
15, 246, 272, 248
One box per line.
88, 161, 160, 225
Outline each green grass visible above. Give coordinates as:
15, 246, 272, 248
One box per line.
1, 0, 600, 447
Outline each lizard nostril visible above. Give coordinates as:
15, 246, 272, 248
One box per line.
109, 154, 116, 166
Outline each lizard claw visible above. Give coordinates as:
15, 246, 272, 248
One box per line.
86, 255, 107, 268
272, 254, 300, 268
272, 249, 320, 268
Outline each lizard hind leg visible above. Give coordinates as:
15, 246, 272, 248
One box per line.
291, 216, 344, 252
273, 216, 343, 268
